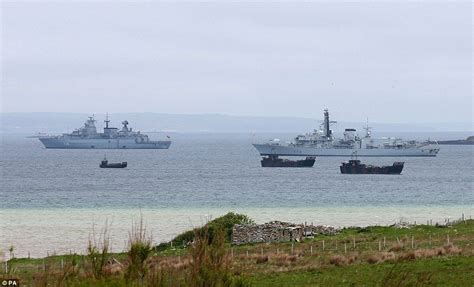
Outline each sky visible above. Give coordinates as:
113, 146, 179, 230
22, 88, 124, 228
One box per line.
1, 1, 472, 123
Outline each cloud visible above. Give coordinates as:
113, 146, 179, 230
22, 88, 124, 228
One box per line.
1, 2, 472, 123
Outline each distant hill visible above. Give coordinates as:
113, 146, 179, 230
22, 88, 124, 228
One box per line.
1, 112, 472, 135
437, 136, 474, 145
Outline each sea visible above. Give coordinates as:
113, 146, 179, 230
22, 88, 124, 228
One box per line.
1, 132, 473, 258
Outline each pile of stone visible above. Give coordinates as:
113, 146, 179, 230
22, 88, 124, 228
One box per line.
308, 225, 340, 236
231, 221, 341, 245
390, 222, 414, 229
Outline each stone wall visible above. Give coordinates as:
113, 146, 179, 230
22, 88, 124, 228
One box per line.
231, 221, 340, 245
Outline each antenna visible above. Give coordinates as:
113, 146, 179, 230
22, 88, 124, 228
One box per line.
363, 117, 372, 138
351, 150, 358, 160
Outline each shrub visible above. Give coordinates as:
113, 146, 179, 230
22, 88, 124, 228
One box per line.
85, 221, 111, 279
125, 217, 153, 282
270, 254, 291, 267
398, 251, 416, 261
443, 243, 462, 255
157, 212, 254, 250
255, 255, 269, 264
367, 255, 380, 264
186, 227, 250, 287
329, 255, 348, 266
368, 252, 395, 264
389, 244, 403, 252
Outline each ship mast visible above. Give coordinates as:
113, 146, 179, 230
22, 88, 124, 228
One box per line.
363, 117, 372, 138
104, 113, 110, 129
323, 109, 337, 139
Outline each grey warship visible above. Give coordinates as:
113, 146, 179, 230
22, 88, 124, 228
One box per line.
253, 109, 440, 157
38, 116, 171, 149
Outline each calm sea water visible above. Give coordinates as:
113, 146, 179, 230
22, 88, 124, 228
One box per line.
1, 132, 473, 257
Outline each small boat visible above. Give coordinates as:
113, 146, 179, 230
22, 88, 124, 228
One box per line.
340, 159, 404, 174
99, 158, 127, 168
261, 155, 316, 167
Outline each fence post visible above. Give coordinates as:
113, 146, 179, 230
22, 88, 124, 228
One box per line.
322, 240, 325, 252
246, 250, 249, 257
310, 245, 313, 255
353, 237, 356, 249
344, 243, 347, 253
411, 236, 414, 249
61, 258, 64, 270
379, 240, 381, 252
447, 235, 450, 245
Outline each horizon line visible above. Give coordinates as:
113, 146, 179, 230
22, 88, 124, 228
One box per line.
1, 111, 473, 126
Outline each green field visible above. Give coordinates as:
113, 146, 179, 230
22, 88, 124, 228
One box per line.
2, 215, 473, 286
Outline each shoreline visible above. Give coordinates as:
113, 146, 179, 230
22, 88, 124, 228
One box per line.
5, 218, 474, 286
2, 206, 473, 259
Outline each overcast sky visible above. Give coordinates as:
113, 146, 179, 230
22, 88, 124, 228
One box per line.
1, 1, 472, 123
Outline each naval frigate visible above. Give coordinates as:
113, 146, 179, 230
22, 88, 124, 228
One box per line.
253, 109, 440, 157
38, 116, 171, 149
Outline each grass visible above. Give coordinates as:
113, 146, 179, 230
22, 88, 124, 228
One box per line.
1, 216, 473, 286
248, 256, 474, 286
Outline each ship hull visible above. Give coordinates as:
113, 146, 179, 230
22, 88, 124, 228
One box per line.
261, 157, 316, 167
340, 163, 404, 174
100, 162, 128, 168
253, 144, 439, 157
39, 137, 171, 149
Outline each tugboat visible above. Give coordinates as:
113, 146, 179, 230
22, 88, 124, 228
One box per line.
340, 159, 404, 174
261, 155, 316, 167
99, 157, 127, 168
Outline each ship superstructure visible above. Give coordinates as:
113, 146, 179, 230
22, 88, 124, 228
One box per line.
253, 109, 440, 157
38, 116, 171, 149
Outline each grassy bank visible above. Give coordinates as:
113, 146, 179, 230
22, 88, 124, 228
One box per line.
2, 215, 473, 286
